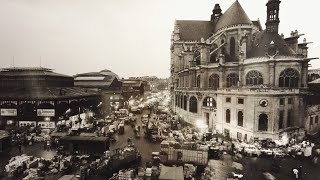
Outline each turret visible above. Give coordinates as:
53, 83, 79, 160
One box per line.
265, 0, 281, 33
211, 4, 222, 22
172, 21, 180, 41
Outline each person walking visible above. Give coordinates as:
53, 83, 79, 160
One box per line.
292, 168, 299, 179
47, 140, 51, 151
18, 142, 22, 153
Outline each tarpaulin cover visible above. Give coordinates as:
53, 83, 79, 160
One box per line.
159, 165, 184, 180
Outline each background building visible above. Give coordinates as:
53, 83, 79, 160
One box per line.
170, 0, 317, 141
74, 69, 122, 115
0, 67, 100, 130
129, 76, 168, 92
308, 68, 320, 82
74, 69, 122, 90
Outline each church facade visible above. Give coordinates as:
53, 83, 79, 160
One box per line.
170, 0, 315, 141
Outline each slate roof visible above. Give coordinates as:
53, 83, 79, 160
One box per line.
0, 67, 71, 78
0, 87, 99, 100
74, 69, 120, 88
247, 30, 296, 58
214, 0, 252, 32
122, 80, 143, 87
176, 20, 213, 41
75, 69, 119, 79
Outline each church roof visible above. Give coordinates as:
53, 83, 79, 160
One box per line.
214, 0, 252, 32
247, 30, 296, 58
176, 20, 213, 41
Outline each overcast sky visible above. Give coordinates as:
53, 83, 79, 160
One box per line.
0, 0, 319, 78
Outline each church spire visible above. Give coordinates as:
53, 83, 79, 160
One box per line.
266, 0, 281, 33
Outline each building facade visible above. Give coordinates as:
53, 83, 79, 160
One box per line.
170, 0, 316, 141
0, 67, 100, 130
128, 76, 168, 92
74, 69, 122, 116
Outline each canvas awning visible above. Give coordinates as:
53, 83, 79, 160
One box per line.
159, 165, 184, 180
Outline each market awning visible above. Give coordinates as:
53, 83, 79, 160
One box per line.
279, 127, 301, 133
50, 132, 69, 138
159, 165, 184, 180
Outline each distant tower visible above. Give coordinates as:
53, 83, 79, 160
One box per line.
266, 0, 281, 33
211, 4, 222, 22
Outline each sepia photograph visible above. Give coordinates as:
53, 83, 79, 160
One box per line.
0, 0, 320, 179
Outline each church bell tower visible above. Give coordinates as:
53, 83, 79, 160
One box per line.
266, 0, 281, 33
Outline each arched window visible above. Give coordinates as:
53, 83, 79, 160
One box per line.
258, 113, 268, 131
226, 73, 239, 88
183, 96, 187, 110
209, 74, 219, 90
230, 37, 236, 58
238, 111, 243, 127
203, 97, 216, 108
226, 109, 230, 123
196, 75, 201, 88
246, 71, 263, 85
189, 96, 198, 113
279, 68, 299, 88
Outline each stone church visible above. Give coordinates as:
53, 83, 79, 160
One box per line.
170, 0, 316, 141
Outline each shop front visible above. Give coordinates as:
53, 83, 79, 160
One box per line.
0, 107, 18, 129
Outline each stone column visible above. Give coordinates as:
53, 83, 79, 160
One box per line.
219, 66, 224, 88
269, 62, 275, 87
239, 65, 244, 86
201, 45, 210, 65
301, 62, 308, 87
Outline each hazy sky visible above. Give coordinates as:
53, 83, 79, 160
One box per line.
0, 0, 319, 78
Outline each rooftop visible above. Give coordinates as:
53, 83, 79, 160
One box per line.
75, 69, 119, 79
0, 87, 99, 100
0, 67, 71, 78
214, 0, 252, 32
247, 30, 296, 58
175, 20, 213, 41
122, 79, 143, 87
1, 67, 52, 71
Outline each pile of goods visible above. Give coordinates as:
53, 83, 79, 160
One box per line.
5, 154, 39, 177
